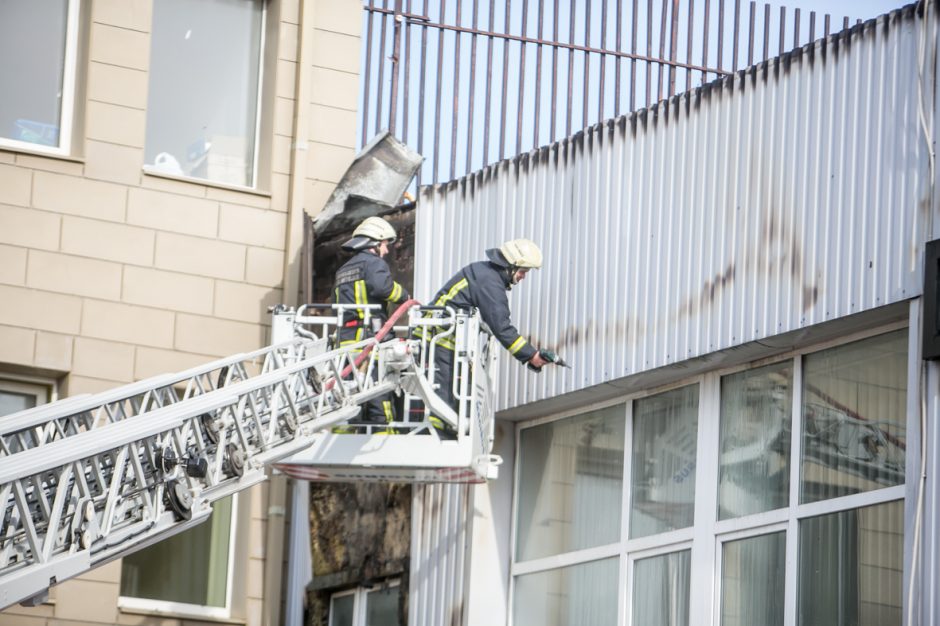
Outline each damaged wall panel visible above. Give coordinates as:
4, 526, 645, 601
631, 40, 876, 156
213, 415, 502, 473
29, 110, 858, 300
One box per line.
415, 4, 938, 413
306, 483, 412, 626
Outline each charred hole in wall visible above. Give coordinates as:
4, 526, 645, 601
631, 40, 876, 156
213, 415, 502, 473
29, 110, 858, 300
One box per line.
304, 204, 417, 626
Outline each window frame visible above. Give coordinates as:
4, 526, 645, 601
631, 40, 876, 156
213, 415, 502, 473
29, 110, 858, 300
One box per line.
0, 376, 55, 410
328, 578, 402, 626
117, 494, 240, 620
140, 0, 269, 191
0, 0, 81, 156
509, 318, 915, 626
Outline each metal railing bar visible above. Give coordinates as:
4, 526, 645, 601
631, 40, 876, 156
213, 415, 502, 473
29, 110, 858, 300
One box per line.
451, 0, 462, 180
466, 0, 479, 170
517, 0, 528, 156
366, 4, 732, 76
500, 0, 511, 161
483, 0, 495, 164
433, 0, 445, 181
375, 0, 389, 137
583, 0, 591, 129
533, 0, 544, 148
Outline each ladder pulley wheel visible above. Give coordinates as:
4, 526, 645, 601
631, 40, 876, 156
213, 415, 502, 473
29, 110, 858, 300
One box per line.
164, 480, 193, 521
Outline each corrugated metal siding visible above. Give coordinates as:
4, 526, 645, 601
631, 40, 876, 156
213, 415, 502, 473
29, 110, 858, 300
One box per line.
408, 483, 472, 626
415, 5, 937, 412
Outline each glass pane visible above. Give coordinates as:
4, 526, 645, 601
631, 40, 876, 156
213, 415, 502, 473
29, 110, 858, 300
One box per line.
630, 385, 699, 538
632, 550, 691, 626
330, 594, 354, 626
515, 405, 625, 561
801, 331, 907, 504
718, 362, 793, 519
798, 500, 903, 626
0, 0, 68, 147
366, 585, 401, 626
0, 390, 38, 417
513, 558, 618, 626
145, 0, 263, 186
721, 533, 786, 626
120, 496, 234, 606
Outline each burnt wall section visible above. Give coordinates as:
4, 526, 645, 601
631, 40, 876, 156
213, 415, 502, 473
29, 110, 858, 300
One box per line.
309, 204, 416, 305
306, 482, 412, 626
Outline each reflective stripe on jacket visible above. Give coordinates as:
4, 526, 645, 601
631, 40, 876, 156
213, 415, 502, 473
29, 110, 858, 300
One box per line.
429, 261, 537, 363
333, 251, 410, 343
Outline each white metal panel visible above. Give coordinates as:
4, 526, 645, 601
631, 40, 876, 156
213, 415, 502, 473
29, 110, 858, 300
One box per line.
408, 483, 472, 626
415, 5, 938, 413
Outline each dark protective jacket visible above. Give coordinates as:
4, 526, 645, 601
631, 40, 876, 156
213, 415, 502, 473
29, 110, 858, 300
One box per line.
429, 260, 537, 363
333, 250, 410, 344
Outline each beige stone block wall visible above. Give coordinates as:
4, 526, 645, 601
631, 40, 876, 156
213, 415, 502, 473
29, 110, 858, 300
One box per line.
0, 0, 363, 624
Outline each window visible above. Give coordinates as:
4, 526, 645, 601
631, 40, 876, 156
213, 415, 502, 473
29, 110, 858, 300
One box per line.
515, 405, 625, 561
144, 0, 265, 188
720, 532, 785, 626
511, 327, 911, 626
0, 378, 51, 416
630, 385, 699, 538
329, 580, 401, 626
632, 550, 691, 626
0, 0, 80, 154
119, 496, 236, 618
797, 501, 903, 625
513, 558, 618, 626
718, 361, 793, 519
800, 330, 907, 503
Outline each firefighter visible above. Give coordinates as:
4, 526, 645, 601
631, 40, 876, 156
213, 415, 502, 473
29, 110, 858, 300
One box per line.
424, 238, 549, 436
333, 216, 410, 430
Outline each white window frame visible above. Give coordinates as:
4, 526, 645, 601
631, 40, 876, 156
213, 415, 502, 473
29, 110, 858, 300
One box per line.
509, 318, 915, 626
328, 579, 402, 626
0, 376, 55, 410
117, 494, 239, 620
0, 0, 81, 156
140, 1, 267, 191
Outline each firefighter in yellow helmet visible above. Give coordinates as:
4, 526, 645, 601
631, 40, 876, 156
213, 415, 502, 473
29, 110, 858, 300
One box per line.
333, 216, 410, 431
423, 238, 550, 436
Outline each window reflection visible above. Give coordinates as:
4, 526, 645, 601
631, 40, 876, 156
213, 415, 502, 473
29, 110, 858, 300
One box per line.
721, 533, 786, 626
800, 331, 907, 504
798, 500, 903, 626
718, 362, 793, 519
516, 406, 625, 561
630, 385, 699, 538
514, 558, 618, 626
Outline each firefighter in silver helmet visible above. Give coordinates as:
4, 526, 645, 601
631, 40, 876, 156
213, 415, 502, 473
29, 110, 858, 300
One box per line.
333, 216, 410, 431
422, 238, 550, 436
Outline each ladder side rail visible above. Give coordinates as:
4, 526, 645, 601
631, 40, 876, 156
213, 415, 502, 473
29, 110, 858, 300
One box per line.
0, 338, 307, 435
0, 339, 320, 454
0, 332, 391, 602
0, 335, 401, 582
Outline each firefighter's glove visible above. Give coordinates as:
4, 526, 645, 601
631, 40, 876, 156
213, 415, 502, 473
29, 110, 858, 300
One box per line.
526, 351, 550, 372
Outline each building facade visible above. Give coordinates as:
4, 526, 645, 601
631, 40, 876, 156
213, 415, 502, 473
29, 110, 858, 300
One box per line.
0, 0, 362, 624
411, 4, 940, 625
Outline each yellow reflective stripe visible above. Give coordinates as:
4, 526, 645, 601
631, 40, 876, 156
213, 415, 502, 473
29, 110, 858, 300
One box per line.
508, 336, 527, 355
383, 401, 394, 423
435, 335, 456, 350
389, 282, 403, 302
354, 280, 367, 318
429, 415, 445, 430
434, 278, 469, 307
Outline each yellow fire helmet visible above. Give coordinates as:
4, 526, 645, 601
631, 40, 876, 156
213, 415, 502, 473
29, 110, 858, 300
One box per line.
498, 238, 543, 269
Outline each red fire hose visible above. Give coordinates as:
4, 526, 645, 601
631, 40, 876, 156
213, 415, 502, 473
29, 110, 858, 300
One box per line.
323, 298, 420, 392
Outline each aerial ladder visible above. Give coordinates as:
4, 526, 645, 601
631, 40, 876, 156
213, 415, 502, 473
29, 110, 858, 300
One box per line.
0, 303, 502, 609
